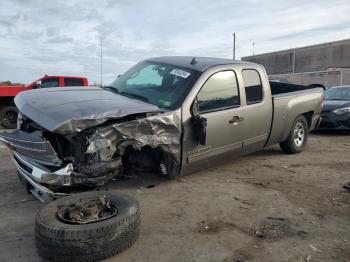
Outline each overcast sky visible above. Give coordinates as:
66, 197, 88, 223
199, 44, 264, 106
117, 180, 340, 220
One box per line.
1, 0, 350, 85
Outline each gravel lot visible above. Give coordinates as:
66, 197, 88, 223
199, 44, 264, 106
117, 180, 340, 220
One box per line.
0, 130, 349, 262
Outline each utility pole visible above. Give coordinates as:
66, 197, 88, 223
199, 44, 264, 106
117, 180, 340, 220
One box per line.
100, 37, 103, 87
232, 33, 236, 60
252, 41, 255, 55
292, 48, 296, 74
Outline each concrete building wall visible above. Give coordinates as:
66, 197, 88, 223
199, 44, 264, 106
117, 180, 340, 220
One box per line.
242, 39, 350, 87
269, 69, 350, 87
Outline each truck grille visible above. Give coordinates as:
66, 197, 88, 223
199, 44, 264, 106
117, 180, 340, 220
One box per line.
0, 130, 62, 166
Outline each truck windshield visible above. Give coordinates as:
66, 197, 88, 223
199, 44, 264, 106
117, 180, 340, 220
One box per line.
324, 86, 350, 100
108, 61, 199, 109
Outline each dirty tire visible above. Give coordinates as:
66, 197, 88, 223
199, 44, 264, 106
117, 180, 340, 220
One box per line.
0, 106, 18, 129
35, 191, 140, 262
280, 115, 308, 154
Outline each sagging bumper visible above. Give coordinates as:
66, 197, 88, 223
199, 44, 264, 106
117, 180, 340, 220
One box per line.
0, 130, 71, 202
12, 152, 71, 202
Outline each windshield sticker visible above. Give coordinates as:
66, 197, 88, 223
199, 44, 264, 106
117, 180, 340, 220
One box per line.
170, 69, 191, 79
159, 98, 172, 107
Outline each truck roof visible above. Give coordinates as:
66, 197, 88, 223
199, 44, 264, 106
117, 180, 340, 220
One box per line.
147, 56, 255, 72
40, 75, 88, 79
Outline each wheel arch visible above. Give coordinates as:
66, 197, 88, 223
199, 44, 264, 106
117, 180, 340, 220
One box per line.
302, 111, 314, 129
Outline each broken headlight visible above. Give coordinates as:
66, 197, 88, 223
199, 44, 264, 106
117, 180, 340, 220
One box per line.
86, 135, 117, 161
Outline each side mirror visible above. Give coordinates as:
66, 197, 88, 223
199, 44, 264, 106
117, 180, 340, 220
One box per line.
191, 98, 207, 145
34, 80, 42, 89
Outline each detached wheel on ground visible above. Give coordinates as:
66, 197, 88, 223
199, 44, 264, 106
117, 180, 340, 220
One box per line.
0, 106, 18, 129
280, 115, 308, 154
35, 191, 140, 262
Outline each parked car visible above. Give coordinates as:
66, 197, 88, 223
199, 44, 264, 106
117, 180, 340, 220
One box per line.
0, 57, 324, 202
0, 75, 89, 129
318, 85, 350, 130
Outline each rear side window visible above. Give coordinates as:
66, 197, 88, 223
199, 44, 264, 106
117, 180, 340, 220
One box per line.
64, 78, 84, 86
242, 69, 263, 104
197, 71, 240, 113
41, 78, 59, 88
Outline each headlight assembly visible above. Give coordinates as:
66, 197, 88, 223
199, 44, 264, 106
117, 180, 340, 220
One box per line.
333, 107, 350, 115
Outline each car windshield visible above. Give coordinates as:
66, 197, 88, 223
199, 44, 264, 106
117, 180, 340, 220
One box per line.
324, 86, 350, 100
108, 61, 199, 109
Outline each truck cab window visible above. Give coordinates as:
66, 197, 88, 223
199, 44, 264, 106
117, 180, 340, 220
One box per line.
41, 78, 59, 88
197, 71, 240, 113
64, 78, 84, 86
242, 69, 263, 104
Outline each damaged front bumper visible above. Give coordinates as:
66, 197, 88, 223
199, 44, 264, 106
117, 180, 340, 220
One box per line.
0, 110, 182, 202
12, 152, 71, 202
0, 130, 76, 202
0, 130, 71, 201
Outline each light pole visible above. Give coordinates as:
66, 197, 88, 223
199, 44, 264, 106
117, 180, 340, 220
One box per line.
232, 33, 236, 60
100, 37, 103, 87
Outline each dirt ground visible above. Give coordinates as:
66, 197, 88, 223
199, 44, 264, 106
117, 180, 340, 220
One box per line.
0, 130, 349, 262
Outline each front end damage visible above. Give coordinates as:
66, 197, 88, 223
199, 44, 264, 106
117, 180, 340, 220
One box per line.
0, 111, 181, 202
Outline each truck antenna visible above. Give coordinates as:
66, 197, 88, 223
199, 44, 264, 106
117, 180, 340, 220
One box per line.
190, 57, 197, 65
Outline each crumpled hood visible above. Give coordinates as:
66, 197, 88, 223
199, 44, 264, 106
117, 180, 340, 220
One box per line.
15, 86, 162, 134
322, 100, 350, 112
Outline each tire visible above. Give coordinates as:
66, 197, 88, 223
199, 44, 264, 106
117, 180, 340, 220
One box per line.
280, 115, 308, 154
35, 191, 140, 262
0, 106, 18, 129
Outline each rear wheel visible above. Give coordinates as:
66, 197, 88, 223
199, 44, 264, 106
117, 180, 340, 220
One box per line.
280, 115, 308, 154
0, 106, 18, 129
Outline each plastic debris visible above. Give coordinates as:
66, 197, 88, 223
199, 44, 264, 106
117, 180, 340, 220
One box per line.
305, 254, 312, 262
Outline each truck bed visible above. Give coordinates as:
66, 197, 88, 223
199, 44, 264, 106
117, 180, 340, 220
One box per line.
266, 82, 324, 147
269, 81, 324, 96
0, 86, 31, 97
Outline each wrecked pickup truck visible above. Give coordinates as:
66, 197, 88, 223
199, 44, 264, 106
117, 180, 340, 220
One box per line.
0, 57, 324, 202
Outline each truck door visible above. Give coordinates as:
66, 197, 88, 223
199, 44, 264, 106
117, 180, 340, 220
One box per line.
239, 69, 273, 154
185, 70, 245, 166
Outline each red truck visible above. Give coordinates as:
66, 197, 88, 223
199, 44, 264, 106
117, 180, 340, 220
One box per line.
0, 75, 88, 129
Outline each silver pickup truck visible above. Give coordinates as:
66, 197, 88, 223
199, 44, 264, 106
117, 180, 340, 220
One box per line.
0, 57, 324, 202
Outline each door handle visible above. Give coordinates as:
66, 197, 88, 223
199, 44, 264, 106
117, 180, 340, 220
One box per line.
229, 116, 244, 124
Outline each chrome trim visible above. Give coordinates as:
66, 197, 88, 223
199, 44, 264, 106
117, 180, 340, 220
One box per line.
13, 155, 56, 202
187, 142, 242, 163
0, 132, 62, 166
12, 152, 70, 202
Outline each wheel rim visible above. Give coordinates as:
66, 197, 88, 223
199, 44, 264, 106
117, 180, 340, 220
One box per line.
293, 122, 305, 147
3, 110, 17, 126
57, 195, 118, 224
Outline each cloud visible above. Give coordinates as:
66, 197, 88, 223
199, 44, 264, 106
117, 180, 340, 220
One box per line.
0, 0, 349, 84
